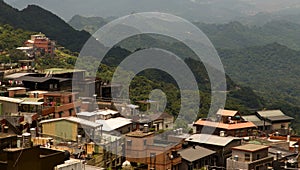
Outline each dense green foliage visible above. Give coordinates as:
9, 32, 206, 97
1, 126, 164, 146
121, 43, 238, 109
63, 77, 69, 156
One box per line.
219, 43, 300, 106
0, 24, 33, 50
0, 1, 91, 52
217, 43, 300, 133
0, 24, 33, 62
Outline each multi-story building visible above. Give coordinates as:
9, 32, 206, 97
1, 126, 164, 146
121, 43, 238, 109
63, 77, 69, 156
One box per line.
125, 130, 181, 170
0, 145, 65, 170
255, 110, 294, 135
178, 145, 216, 170
227, 144, 274, 170
25, 33, 55, 55
186, 133, 242, 167
194, 109, 257, 137
39, 116, 101, 141
42, 92, 81, 118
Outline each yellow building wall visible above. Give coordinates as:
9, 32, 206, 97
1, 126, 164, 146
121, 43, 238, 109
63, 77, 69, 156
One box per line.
42, 120, 78, 141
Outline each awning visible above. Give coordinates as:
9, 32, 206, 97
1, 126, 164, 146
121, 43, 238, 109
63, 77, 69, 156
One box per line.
21, 101, 44, 105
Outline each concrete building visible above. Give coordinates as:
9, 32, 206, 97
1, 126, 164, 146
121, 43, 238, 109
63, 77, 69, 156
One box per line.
24, 33, 56, 56
178, 145, 216, 170
0, 145, 65, 170
227, 144, 273, 170
42, 92, 81, 118
40, 116, 101, 141
186, 134, 242, 167
125, 130, 182, 170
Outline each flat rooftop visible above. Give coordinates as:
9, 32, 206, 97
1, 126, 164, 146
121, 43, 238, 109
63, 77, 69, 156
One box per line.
232, 144, 269, 152
126, 130, 154, 138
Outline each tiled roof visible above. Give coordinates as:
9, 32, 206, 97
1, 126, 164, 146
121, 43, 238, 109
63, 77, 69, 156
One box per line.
194, 119, 257, 130
216, 109, 238, 117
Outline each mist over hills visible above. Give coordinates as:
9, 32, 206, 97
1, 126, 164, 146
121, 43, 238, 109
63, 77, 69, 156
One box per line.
5, 0, 300, 23
68, 14, 300, 51
3, 0, 300, 131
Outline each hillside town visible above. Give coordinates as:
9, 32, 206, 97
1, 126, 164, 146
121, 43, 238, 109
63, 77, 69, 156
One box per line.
0, 32, 298, 170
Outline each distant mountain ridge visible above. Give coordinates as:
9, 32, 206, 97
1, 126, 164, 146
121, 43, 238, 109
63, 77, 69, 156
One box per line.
68, 15, 111, 34
68, 15, 300, 51
6, 0, 300, 24
196, 20, 300, 50
0, 1, 91, 52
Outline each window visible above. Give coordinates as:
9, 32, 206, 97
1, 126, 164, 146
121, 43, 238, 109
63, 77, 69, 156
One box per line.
240, 130, 245, 136
256, 154, 260, 160
133, 123, 136, 129
69, 109, 73, 116
235, 130, 240, 137
55, 98, 61, 104
150, 153, 156, 158
58, 111, 63, 118
127, 140, 132, 147
144, 139, 147, 146
245, 153, 250, 161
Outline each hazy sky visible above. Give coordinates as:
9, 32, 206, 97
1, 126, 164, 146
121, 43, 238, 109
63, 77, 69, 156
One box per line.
4, 0, 300, 22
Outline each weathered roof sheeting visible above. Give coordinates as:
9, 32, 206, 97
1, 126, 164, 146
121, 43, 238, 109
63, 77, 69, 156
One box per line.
96, 117, 132, 132
256, 110, 294, 122
186, 134, 241, 147
179, 146, 216, 162
40, 116, 101, 128
232, 144, 269, 152
216, 109, 238, 117
242, 115, 272, 127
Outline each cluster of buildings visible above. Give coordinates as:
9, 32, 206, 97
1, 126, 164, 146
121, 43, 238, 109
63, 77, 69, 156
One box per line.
0, 33, 299, 170
0, 64, 298, 170
17, 32, 56, 57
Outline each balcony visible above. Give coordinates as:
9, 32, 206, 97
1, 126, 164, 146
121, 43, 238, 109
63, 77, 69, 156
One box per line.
54, 101, 80, 113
